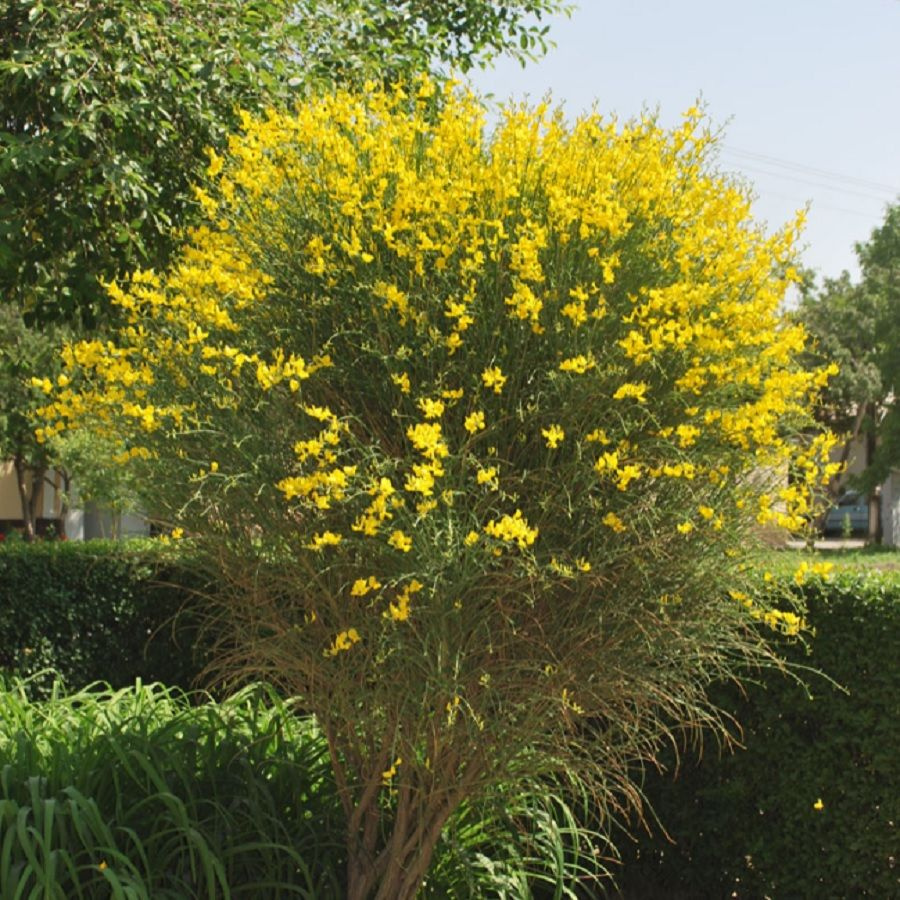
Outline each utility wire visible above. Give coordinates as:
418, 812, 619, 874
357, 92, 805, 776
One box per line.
726, 161, 894, 204
752, 189, 883, 220
722, 145, 900, 196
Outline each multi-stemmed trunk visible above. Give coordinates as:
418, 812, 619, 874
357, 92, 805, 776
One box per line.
344, 798, 456, 900
328, 725, 480, 900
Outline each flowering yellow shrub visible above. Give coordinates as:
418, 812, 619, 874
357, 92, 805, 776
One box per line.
41, 78, 839, 897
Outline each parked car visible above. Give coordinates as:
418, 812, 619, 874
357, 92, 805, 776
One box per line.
822, 490, 869, 536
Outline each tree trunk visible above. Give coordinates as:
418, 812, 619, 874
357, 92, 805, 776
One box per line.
373, 804, 455, 900
55, 468, 70, 539
865, 406, 882, 544
12, 453, 41, 541
345, 802, 454, 900
869, 486, 883, 545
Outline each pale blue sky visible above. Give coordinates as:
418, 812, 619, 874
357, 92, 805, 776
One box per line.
468, 0, 900, 283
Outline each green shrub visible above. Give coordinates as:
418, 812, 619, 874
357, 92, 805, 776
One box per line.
43, 77, 839, 898
0, 677, 345, 898
617, 568, 900, 899
0, 539, 207, 695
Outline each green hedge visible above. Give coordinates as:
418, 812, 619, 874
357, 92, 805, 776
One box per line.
3, 541, 897, 896
617, 568, 900, 899
0, 539, 207, 696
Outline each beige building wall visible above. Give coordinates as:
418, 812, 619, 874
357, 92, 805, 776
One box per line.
0, 460, 24, 520
0, 461, 58, 523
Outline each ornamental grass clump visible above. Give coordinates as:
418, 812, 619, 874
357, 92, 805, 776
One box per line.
41, 77, 838, 898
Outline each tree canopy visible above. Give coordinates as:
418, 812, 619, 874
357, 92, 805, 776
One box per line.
859, 203, 900, 487
796, 201, 900, 492
0, 0, 565, 326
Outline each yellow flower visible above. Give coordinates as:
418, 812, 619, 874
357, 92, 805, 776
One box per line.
206, 147, 224, 177
594, 450, 619, 474
616, 464, 641, 491
813, 798, 824, 811
407, 422, 448, 460
391, 372, 411, 394
602, 512, 626, 533
541, 424, 565, 449
31, 376, 53, 393
325, 628, 361, 656
386, 579, 422, 622
483, 510, 538, 549
388, 530, 412, 552
676, 424, 700, 447
417, 397, 445, 419
350, 576, 381, 597
303, 405, 336, 423
559, 354, 594, 374
677, 521, 694, 534
308, 531, 343, 551
585, 428, 610, 444
612, 382, 649, 403
481, 366, 507, 394
464, 410, 486, 433
382, 756, 402, 784
476, 466, 498, 487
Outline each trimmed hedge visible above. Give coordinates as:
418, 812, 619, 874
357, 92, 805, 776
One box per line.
617, 568, 900, 899
0, 539, 207, 696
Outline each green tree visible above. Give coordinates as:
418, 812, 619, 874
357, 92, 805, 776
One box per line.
857, 203, 900, 489
0, 306, 63, 538
795, 202, 900, 536
795, 271, 882, 485
45, 83, 837, 897
290, 0, 564, 86
1, 0, 565, 327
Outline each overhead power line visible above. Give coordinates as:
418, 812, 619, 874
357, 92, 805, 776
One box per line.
754, 189, 883, 220
722, 145, 900, 197
727, 160, 894, 204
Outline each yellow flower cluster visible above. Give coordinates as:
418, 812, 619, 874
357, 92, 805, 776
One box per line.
325, 628, 361, 656
386, 579, 423, 623
483, 510, 538, 550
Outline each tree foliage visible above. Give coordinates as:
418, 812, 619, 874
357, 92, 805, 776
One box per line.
0, 0, 565, 326
43, 82, 838, 897
795, 201, 900, 493
0, 306, 63, 537
858, 203, 900, 487
796, 272, 881, 435
290, 0, 564, 85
